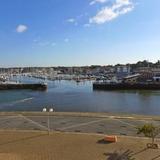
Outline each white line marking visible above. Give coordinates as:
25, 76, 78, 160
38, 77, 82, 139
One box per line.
19, 115, 48, 130
113, 118, 136, 128
58, 118, 107, 130
108, 116, 135, 119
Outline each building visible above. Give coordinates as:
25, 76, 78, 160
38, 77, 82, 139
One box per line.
123, 74, 141, 83
116, 65, 131, 79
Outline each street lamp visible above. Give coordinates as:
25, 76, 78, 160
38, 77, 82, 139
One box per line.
42, 107, 54, 135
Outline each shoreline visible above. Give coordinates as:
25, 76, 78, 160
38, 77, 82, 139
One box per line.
0, 111, 159, 120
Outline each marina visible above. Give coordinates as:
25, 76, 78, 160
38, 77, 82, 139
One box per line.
0, 77, 160, 115
0, 66, 160, 115
0, 74, 47, 91
93, 73, 160, 91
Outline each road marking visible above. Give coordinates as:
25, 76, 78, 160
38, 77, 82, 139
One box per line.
109, 116, 134, 119
58, 118, 107, 131
27, 117, 69, 125
113, 118, 136, 128
19, 115, 48, 130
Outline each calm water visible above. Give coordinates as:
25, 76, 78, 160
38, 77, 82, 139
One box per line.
0, 76, 160, 115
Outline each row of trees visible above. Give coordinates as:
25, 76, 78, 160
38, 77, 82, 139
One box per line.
130, 60, 160, 70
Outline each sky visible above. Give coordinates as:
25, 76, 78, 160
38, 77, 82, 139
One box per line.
0, 0, 160, 67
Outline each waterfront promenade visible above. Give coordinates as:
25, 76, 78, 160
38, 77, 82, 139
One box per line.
0, 112, 160, 160
0, 112, 160, 138
0, 131, 160, 160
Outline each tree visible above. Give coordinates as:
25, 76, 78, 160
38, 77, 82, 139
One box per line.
137, 124, 160, 148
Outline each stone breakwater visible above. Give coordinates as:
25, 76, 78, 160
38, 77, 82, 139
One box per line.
93, 82, 160, 90
0, 83, 47, 91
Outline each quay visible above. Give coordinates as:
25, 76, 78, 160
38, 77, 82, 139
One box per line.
93, 82, 160, 90
93, 73, 160, 90
0, 83, 47, 91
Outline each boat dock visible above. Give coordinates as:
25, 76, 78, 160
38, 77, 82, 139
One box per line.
0, 83, 47, 91
93, 82, 160, 90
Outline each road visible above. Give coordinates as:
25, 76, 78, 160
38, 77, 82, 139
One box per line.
0, 113, 160, 137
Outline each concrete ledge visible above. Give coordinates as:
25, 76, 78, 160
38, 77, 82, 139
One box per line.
0, 111, 159, 121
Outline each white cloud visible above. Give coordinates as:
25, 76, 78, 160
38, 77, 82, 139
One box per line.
89, 0, 134, 24
51, 42, 56, 46
64, 38, 69, 43
33, 39, 38, 42
90, 0, 107, 5
83, 23, 91, 27
33, 37, 41, 43
38, 41, 50, 46
16, 24, 28, 33
33, 38, 56, 47
66, 18, 78, 26
67, 18, 76, 23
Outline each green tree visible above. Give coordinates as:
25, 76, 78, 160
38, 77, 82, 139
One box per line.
137, 124, 160, 148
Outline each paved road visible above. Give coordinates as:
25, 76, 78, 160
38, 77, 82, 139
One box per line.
0, 114, 160, 137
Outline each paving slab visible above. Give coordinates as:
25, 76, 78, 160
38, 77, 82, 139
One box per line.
0, 114, 160, 138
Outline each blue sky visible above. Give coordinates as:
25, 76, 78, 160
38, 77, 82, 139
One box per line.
0, 0, 160, 67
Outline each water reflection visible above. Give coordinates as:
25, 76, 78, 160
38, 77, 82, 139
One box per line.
0, 78, 160, 115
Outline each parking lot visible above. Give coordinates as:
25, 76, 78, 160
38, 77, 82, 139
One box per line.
0, 113, 160, 137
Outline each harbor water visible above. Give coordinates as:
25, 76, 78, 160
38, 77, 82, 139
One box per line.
0, 76, 160, 115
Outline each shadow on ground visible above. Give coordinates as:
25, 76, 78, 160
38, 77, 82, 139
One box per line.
151, 155, 160, 160
104, 149, 135, 160
97, 139, 113, 144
